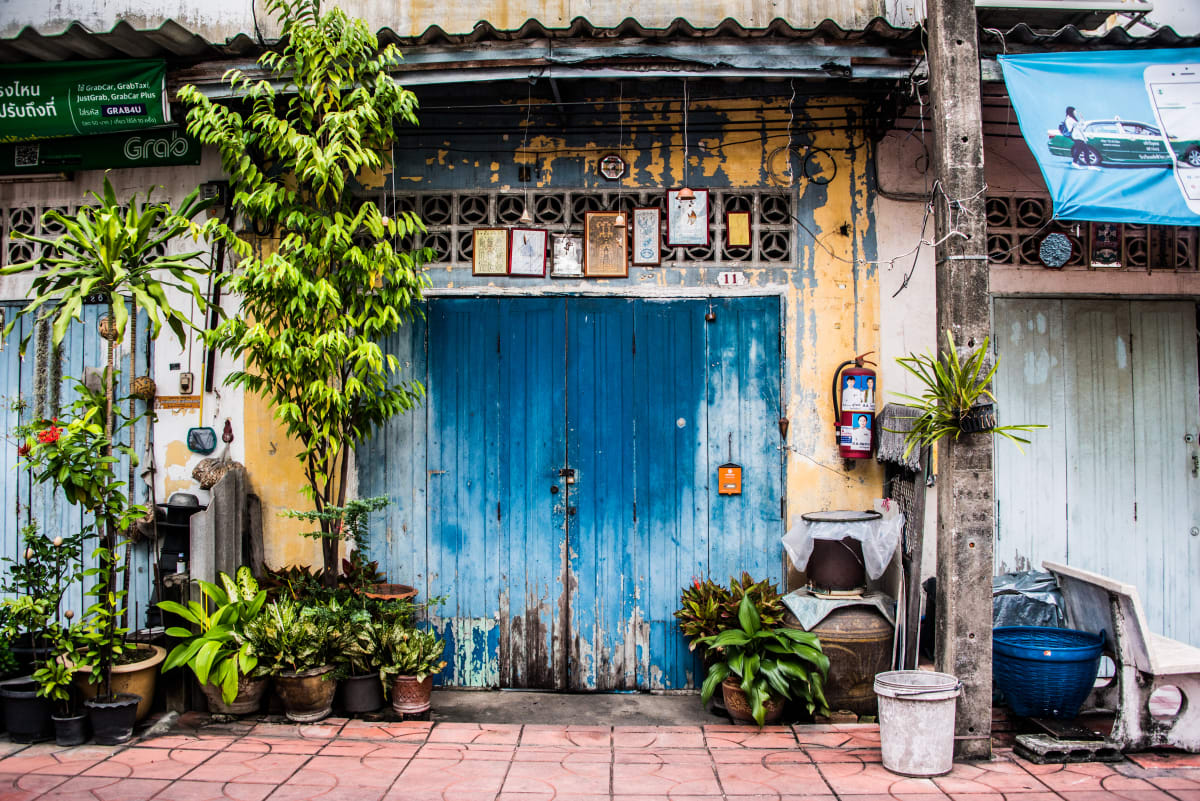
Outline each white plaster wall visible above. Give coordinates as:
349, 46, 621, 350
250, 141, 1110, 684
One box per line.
0, 155, 246, 510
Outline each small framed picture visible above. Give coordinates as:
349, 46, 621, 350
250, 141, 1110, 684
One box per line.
583, 212, 628, 278
473, 228, 509, 276
667, 189, 709, 246
550, 234, 583, 278
726, 211, 751, 248
509, 228, 548, 277
631, 207, 661, 266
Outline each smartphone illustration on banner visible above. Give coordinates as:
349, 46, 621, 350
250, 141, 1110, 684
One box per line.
1144, 64, 1200, 215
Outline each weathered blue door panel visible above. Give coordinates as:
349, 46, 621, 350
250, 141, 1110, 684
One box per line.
498, 298, 566, 688
359, 310, 428, 594
633, 299, 709, 690
566, 299, 637, 690
707, 297, 784, 586
426, 299, 503, 686
364, 296, 783, 690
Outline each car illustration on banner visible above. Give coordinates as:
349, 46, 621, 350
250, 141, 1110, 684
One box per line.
1046, 119, 1200, 168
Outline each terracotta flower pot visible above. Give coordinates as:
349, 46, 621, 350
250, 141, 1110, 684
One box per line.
391, 675, 433, 716
276, 665, 336, 722
201, 674, 268, 716
75, 644, 166, 722
721, 677, 785, 726
362, 583, 418, 602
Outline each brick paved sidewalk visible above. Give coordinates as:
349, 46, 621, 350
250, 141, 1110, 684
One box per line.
0, 717, 1198, 801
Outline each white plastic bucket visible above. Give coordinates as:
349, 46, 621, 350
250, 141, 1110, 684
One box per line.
874, 670, 961, 777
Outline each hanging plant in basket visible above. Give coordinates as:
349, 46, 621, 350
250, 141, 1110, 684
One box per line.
892, 331, 1045, 459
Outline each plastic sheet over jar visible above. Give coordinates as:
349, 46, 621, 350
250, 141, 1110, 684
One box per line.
781, 503, 905, 581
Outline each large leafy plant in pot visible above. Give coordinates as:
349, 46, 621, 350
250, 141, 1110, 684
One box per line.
159, 567, 268, 715
179, 0, 431, 588
377, 621, 446, 716
698, 595, 832, 727
243, 599, 341, 722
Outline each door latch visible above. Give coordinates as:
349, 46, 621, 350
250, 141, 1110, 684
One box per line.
558, 468, 576, 484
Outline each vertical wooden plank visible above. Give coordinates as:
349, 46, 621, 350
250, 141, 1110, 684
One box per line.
707, 297, 783, 596
1130, 301, 1199, 644
497, 298, 565, 688
426, 299, 501, 686
361, 309, 428, 597
1064, 301, 1135, 584
992, 299, 1069, 574
566, 298, 636, 690
632, 299, 708, 690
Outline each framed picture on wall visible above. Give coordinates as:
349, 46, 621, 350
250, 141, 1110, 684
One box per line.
509, 228, 548, 277
631, 207, 661, 266
550, 234, 584, 278
726, 210, 751, 248
583, 211, 628, 277
472, 228, 509, 276
667, 189, 709, 246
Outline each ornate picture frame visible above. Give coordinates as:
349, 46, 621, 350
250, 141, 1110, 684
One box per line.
472, 228, 509, 276
583, 212, 628, 277
508, 228, 548, 277
667, 189, 709, 246
631, 207, 661, 266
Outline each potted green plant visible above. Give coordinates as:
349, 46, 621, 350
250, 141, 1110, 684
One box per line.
159, 567, 269, 715
33, 617, 92, 746
243, 599, 341, 722
0, 597, 55, 743
335, 606, 386, 714
285, 497, 414, 599
377, 621, 446, 716
697, 594, 832, 727
893, 331, 1045, 459
0, 521, 86, 671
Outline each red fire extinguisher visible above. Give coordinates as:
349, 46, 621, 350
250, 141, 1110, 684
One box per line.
832, 353, 877, 459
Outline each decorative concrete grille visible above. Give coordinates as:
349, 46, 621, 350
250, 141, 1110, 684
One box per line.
381, 190, 796, 268
986, 194, 1198, 272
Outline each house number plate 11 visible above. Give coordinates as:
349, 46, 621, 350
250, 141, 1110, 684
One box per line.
717, 271, 745, 286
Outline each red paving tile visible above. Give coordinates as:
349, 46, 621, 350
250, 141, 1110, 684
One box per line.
34, 775, 171, 800
612, 725, 706, 749
390, 756, 509, 797
82, 746, 213, 779
284, 754, 407, 788
416, 742, 518, 759
0, 772, 69, 801
931, 759, 1051, 794
502, 760, 611, 795
427, 723, 522, 744
714, 756, 828, 795
150, 780, 275, 800
317, 741, 420, 759
519, 725, 612, 748
611, 760, 722, 795
180, 751, 311, 784
0, 744, 113, 776
816, 761, 947, 795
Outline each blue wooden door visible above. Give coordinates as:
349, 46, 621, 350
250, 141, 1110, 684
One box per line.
363, 296, 783, 690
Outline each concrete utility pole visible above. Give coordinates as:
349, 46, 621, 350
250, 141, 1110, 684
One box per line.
926, 0, 994, 760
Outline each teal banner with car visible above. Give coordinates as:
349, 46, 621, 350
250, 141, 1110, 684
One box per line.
0, 60, 169, 143
1000, 49, 1200, 226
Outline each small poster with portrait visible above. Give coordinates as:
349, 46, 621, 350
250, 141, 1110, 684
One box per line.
840, 373, 876, 413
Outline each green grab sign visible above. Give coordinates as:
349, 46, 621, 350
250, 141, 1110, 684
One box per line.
0, 60, 169, 143
0, 127, 201, 175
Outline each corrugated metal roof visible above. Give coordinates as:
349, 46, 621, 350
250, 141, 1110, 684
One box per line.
0, 16, 1195, 66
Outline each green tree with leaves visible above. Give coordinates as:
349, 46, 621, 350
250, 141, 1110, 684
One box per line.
179, 0, 431, 586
